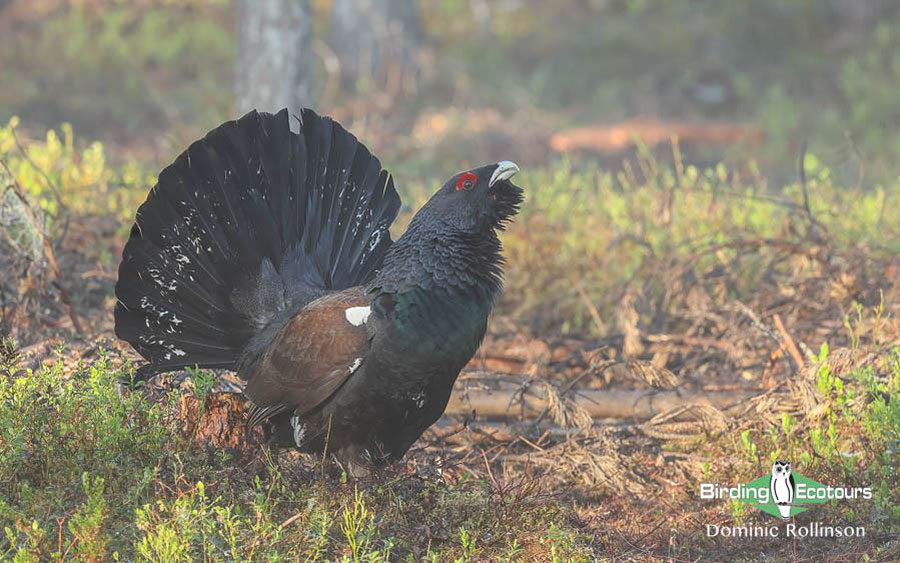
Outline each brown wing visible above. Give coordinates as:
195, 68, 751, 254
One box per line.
244, 287, 369, 423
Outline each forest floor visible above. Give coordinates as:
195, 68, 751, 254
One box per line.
2, 136, 899, 560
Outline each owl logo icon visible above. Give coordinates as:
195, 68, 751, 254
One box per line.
770, 460, 795, 520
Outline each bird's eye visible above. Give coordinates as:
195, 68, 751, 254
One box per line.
455, 172, 477, 191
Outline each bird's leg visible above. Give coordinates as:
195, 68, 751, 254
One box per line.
346, 461, 372, 480
332, 447, 374, 480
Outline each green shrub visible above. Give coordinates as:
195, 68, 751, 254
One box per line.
0, 117, 151, 237
497, 156, 899, 333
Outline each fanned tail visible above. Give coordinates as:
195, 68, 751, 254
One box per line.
114, 108, 401, 379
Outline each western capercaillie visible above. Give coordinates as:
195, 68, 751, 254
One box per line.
114, 108, 522, 473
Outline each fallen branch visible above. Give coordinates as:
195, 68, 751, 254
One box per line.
773, 313, 805, 371
447, 388, 754, 421
43, 238, 84, 334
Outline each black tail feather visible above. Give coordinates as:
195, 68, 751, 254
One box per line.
115, 108, 401, 379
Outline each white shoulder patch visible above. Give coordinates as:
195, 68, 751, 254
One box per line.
348, 357, 363, 374
344, 306, 371, 326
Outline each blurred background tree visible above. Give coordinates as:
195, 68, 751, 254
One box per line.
235, 0, 315, 113
329, 0, 424, 95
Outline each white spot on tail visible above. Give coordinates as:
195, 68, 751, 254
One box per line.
344, 306, 371, 326
411, 391, 427, 409
368, 229, 382, 251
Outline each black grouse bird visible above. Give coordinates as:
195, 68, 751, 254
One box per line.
114, 108, 522, 472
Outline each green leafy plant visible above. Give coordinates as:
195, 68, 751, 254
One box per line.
66, 474, 109, 562
186, 367, 217, 404
739, 429, 759, 466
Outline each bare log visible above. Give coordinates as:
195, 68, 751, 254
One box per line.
446, 388, 753, 420
549, 119, 765, 153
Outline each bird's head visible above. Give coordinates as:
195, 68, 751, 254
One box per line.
413, 161, 523, 233
373, 161, 522, 295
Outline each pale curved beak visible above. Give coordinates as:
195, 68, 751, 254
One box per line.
489, 160, 520, 187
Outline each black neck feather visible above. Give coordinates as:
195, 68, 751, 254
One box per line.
370, 220, 505, 302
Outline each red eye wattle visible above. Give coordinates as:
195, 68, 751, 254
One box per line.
455, 172, 477, 191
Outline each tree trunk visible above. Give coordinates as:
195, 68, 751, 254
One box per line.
235, 0, 315, 114
329, 0, 423, 93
